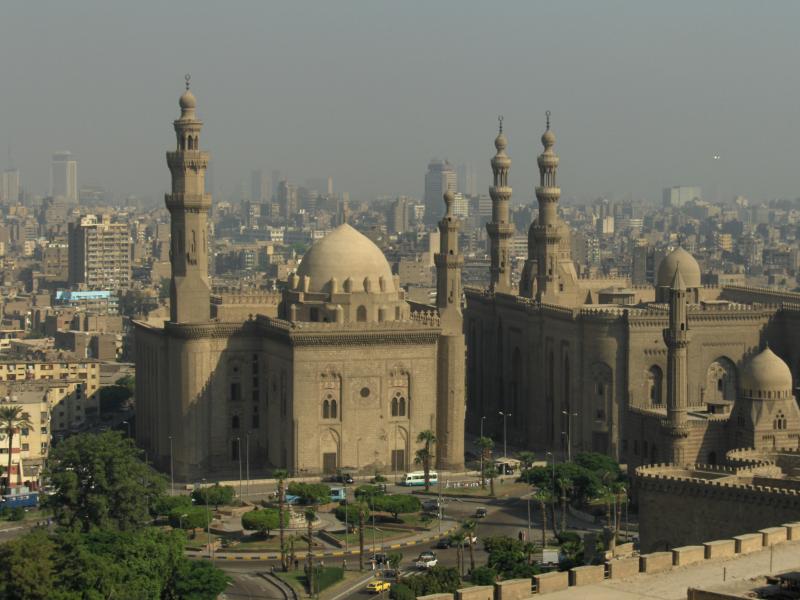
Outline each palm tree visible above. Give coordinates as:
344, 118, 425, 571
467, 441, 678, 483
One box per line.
557, 477, 572, 533
415, 430, 437, 492
532, 487, 551, 549
450, 531, 466, 576
304, 508, 315, 592
273, 468, 290, 571
475, 437, 494, 489
485, 465, 498, 497
356, 502, 368, 571
462, 519, 477, 573
523, 541, 536, 565
0, 406, 32, 494
518, 451, 536, 471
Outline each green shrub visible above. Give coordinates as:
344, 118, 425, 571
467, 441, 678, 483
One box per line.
241, 508, 287, 537
191, 484, 235, 508
9, 507, 24, 521
470, 566, 497, 585
303, 566, 343, 594
334, 503, 369, 524
168, 506, 209, 530
152, 494, 192, 517
371, 494, 420, 519
287, 482, 331, 505
354, 484, 385, 501
390, 583, 415, 600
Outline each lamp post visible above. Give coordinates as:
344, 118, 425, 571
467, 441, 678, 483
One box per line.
245, 433, 250, 500
235, 437, 243, 499
498, 411, 512, 458
201, 478, 212, 561
522, 492, 532, 543
479, 415, 487, 484
179, 512, 188, 530
122, 420, 131, 438
168, 435, 174, 496
343, 480, 349, 553
561, 410, 578, 462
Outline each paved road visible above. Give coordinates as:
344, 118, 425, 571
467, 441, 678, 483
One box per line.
222, 571, 283, 600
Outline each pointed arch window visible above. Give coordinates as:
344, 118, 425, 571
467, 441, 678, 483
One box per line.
775, 411, 787, 430
322, 394, 338, 420
322, 398, 330, 419
390, 391, 407, 417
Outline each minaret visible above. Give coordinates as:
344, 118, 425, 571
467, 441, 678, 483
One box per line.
166, 75, 211, 323
435, 190, 466, 470
487, 117, 513, 293
531, 111, 561, 301
663, 266, 690, 464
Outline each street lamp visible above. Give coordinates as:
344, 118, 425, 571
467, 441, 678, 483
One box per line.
245, 433, 250, 500
235, 437, 243, 499
479, 416, 487, 484
168, 435, 174, 496
561, 410, 578, 462
498, 411, 512, 459
121, 420, 131, 438
201, 478, 212, 560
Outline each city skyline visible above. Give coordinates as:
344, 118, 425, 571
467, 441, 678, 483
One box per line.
2, 1, 800, 204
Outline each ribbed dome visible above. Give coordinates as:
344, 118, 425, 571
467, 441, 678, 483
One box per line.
296, 224, 395, 294
741, 347, 793, 394
656, 247, 701, 289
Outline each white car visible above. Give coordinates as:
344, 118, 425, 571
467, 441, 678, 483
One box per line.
415, 551, 438, 569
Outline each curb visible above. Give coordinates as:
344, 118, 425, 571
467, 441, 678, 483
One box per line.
203, 523, 459, 561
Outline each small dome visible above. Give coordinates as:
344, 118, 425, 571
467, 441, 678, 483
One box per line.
296, 224, 395, 294
179, 89, 196, 110
494, 132, 508, 151
656, 247, 701, 289
541, 129, 556, 148
741, 347, 793, 394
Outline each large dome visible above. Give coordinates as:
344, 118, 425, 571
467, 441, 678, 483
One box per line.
740, 347, 793, 395
656, 247, 701, 289
296, 224, 395, 294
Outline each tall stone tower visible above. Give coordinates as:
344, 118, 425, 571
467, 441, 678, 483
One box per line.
486, 118, 513, 294
435, 190, 466, 470
166, 75, 211, 323
531, 112, 562, 301
663, 267, 690, 464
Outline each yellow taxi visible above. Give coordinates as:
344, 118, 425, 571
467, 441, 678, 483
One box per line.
366, 580, 391, 593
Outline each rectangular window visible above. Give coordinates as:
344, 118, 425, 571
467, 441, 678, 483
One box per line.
21, 444, 29, 451
230, 382, 241, 402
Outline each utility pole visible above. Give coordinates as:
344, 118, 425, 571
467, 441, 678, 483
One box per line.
498, 411, 512, 458
245, 433, 250, 500
168, 435, 174, 496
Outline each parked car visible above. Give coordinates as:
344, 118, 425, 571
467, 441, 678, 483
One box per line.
422, 499, 440, 512
366, 580, 391, 593
474, 507, 487, 518
435, 537, 452, 549
331, 472, 354, 484
415, 551, 438, 569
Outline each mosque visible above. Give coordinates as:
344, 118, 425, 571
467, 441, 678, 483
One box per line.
134, 81, 465, 480
465, 115, 800, 468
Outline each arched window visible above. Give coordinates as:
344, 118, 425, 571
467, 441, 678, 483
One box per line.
391, 396, 398, 417
330, 399, 338, 419
356, 306, 367, 322
322, 399, 330, 419
647, 366, 663, 405
775, 411, 787, 430
399, 396, 406, 416
231, 415, 240, 429
187, 136, 193, 150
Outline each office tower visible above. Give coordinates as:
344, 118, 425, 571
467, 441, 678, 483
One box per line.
388, 196, 412, 234
1, 169, 20, 203
51, 152, 78, 203
271, 169, 282, 197
68, 214, 132, 290
457, 163, 477, 197
424, 159, 456, 225
663, 186, 702, 208
451, 192, 469, 219
276, 179, 298, 219
250, 170, 270, 202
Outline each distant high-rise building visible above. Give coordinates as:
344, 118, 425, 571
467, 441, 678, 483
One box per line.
1, 169, 20, 203
457, 163, 477, 197
306, 176, 333, 196
68, 214, 131, 290
424, 159, 456, 225
250, 170, 270, 202
276, 180, 298, 219
388, 196, 412, 234
663, 186, 701, 208
51, 152, 78, 203
271, 169, 282, 197
451, 192, 469, 219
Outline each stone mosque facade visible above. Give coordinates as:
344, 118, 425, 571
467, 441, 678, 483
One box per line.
466, 116, 800, 469
134, 83, 465, 481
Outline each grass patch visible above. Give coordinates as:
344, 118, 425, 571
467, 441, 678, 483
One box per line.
275, 567, 344, 596
419, 481, 531, 499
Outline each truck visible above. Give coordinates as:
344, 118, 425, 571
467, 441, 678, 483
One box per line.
1, 492, 39, 509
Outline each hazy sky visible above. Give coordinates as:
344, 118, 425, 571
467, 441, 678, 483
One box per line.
2, 1, 800, 205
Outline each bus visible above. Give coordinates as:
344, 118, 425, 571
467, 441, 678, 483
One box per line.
401, 471, 438, 486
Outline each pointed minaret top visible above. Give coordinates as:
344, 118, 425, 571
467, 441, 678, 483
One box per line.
541, 110, 555, 149
443, 190, 455, 218
671, 264, 687, 291
179, 73, 197, 114
494, 115, 508, 152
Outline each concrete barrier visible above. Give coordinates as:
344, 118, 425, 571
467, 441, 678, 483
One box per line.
534, 571, 569, 593
418, 595, 454, 600
607, 557, 640, 580
783, 522, 800, 541
760, 527, 787, 546
456, 586, 493, 600
672, 546, 705, 566
703, 539, 736, 559
494, 579, 532, 600
640, 552, 673, 573
734, 533, 762, 554
569, 564, 605, 586
613, 542, 635, 557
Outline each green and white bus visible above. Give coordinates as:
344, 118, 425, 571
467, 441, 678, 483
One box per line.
401, 471, 438, 486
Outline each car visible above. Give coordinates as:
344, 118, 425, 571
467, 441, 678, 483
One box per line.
366, 580, 391, 593
415, 551, 438, 569
371, 552, 388, 565
330, 472, 354, 484
436, 537, 452, 549
474, 507, 487, 518
422, 499, 440, 512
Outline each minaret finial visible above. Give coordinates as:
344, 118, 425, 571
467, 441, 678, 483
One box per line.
498, 115, 503, 134
545, 110, 551, 130
185, 73, 191, 90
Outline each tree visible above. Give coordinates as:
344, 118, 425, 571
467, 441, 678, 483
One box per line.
192, 484, 235, 509
532, 487, 552, 548
152, 493, 193, 517
470, 566, 497, 585
401, 566, 461, 596
485, 465, 499, 497
273, 468, 290, 571
372, 494, 421, 521
462, 519, 477, 572
0, 527, 56, 599
287, 481, 331, 505
390, 583, 416, 600
475, 436, 494, 489
387, 552, 403, 582
356, 502, 369, 571
334, 502, 369, 525
557, 476, 573, 533
415, 430, 437, 492
354, 484, 385, 502
99, 384, 133, 413
168, 506, 210, 533
304, 508, 316, 592
518, 451, 536, 471
450, 531, 465, 576
484, 536, 541, 580
167, 559, 231, 600
46, 431, 165, 532
0, 405, 32, 494
242, 508, 286, 538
